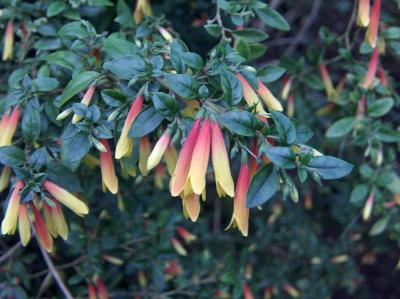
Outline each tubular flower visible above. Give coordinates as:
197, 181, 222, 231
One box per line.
18, 204, 31, 246
31, 204, 53, 252
164, 260, 181, 280
243, 284, 255, 299
226, 163, 250, 237
2, 21, 14, 61
0, 107, 21, 147
188, 119, 211, 195
1, 180, 24, 235
170, 119, 201, 196
115, 96, 144, 159
182, 192, 201, 222
88, 283, 97, 299
147, 130, 171, 171
287, 94, 295, 117
211, 121, 234, 197
236, 73, 267, 114
281, 75, 292, 100
43, 199, 69, 240
139, 136, 151, 176
366, 0, 381, 48
170, 237, 188, 256
249, 138, 259, 176
378, 65, 389, 87
99, 139, 119, 194
0, 166, 12, 192
176, 226, 197, 243
357, 0, 370, 27
72, 85, 96, 124
154, 164, 165, 189
158, 27, 173, 42
43, 180, 89, 215
164, 143, 177, 176
134, 0, 152, 24
362, 47, 379, 89
363, 193, 374, 221
96, 278, 109, 299
319, 63, 335, 100
256, 81, 283, 111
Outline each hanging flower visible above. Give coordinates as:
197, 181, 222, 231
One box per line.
0, 107, 21, 147
164, 143, 177, 176
243, 284, 255, 299
363, 193, 374, 221
158, 27, 173, 42
362, 47, 379, 89
147, 130, 171, 171
164, 260, 181, 280
378, 64, 389, 87
181, 192, 201, 222
72, 85, 96, 124
357, 0, 370, 27
226, 162, 250, 237
1, 180, 24, 235
115, 95, 144, 159
134, 0, 152, 24
99, 139, 119, 194
210, 121, 234, 197
139, 135, 151, 176
188, 118, 211, 195
96, 278, 109, 299
43, 199, 69, 240
88, 283, 97, 299
319, 63, 335, 100
0, 166, 12, 192
170, 237, 187, 256
2, 21, 14, 61
154, 164, 165, 189
366, 0, 381, 48
256, 81, 283, 111
176, 226, 197, 243
18, 204, 31, 246
236, 73, 267, 114
170, 119, 201, 196
31, 204, 53, 252
281, 75, 293, 100
43, 180, 89, 215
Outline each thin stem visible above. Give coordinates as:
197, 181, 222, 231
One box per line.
39, 246, 74, 299
0, 241, 22, 264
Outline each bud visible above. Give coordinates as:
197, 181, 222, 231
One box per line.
281, 75, 292, 100
0, 166, 12, 192
139, 136, 151, 176
176, 226, 197, 243
357, 0, 370, 27
366, 0, 381, 48
96, 278, 109, 299
134, 0, 152, 24
319, 63, 335, 100
331, 254, 349, 264
304, 192, 313, 210
88, 283, 97, 299
283, 284, 300, 298
2, 21, 14, 61
362, 47, 379, 89
287, 94, 295, 117
102, 254, 124, 265
158, 27, 173, 42
171, 237, 187, 256
72, 85, 96, 124
363, 193, 374, 221
56, 108, 73, 121
243, 284, 255, 299
147, 130, 171, 171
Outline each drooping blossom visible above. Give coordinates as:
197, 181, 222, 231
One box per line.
0, 166, 12, 192
357, 0, 370, 27
147, 130, 171, 171
378, 64, 389, 87
2, 21, 14, 61
176, 226, 197, 243
18, 204, 31, 246
281, 75, 293, 100
0, 106, 21, 147
72, 85, 96, 124
170, 237, 187, 256
139, 135, 151, 176
158, 27, 173, 42
181, 192, 201, 222
154, 164, 165, 189
366, 0, 381, 48
43, 198, 69, 240
1, 180, 24, 235
164, 143, 177, 175
362, 47, 379, 89
236, 73, 267, 114
31, 203, 53, 252
211, 121, 234, 197
115, 96, 144, 159
256, 81, 283, 111
283, 284, 301, 298
363, 193, 374, 221
226, 162, 250, 237
96, 277, 109, 299
134, 0, 152, 24
243, 284, 255, 299
88, 283, 97, 299
99, 139, 119, 194
319, 63, 335, 100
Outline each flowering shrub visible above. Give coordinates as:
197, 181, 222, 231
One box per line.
0, 0, 398, 298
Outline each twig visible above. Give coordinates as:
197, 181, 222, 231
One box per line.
39, 246, 74, 299
285, 0, 322, 56
0, 241, 22, 264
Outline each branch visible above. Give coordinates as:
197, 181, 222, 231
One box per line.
0, 241, 22, 264
39, 246, 74, 299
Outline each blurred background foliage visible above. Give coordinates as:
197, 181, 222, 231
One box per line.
1, 0, 400, 298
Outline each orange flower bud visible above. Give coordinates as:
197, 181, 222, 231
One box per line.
171, 237, 187, 256
72, 85, 96, 124
319, 63, 335, 100
2, 21, 14, 61
99, 139, 119, 194
176, 226, 197, 243
31, 204, 53, 252
139, 136, 151, 176
1, 180, 24, 235
357, 0, 370, 27
243, 284, 255, 299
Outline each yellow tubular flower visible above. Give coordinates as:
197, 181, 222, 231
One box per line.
134, 0, 152, 24
18, 204, 31, 246
1, 180, 24, 235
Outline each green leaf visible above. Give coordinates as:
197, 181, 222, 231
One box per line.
369, 216, 391, 236
325, 117, 356, 138
235, 39, 251, 59
249, 43, 267, 60
220, 111, 260, 136
33, 38, 62, 50
46, 51, 83, 72
60, 126, 91, 170
350, 184, 369, 206
255, 7, 290, 31
33, 77, 59, 92
59, 71, 100, 106
0, 146, 25, 167
128, 106, 165, 138
47, 1, 66, 17
181, 52, 204, 70
367, 97, 394, 117
220, 69, 243, 105
293, 120, 313, 144
264, 147, 296, 169
170, 39, 188, 74
103, 56, 146, 80
21, 100, 41, 143
271, 111, 296, 144
247, 164, 279, 208
306, 156, 353, 180
164, 74, 199, 99
152, 92, 179, 116
204, 24, 222, 37
376, 126, 400, 143
103, 35, 137, 58
257, 64, 285, 83
46, 164, 82, 192
232, 29, 269, 43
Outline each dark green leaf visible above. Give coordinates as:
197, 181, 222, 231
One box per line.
164, 74, 199, 99
255, 7, 290, 31
326, 117, 356, 138
103, 56, 146, 80
271, 111, 296, 144
257, 64, 286, 83
152, 92, 179, 116
220, 111, 260, 136
60, 71, 100, 106
0, 146, 25, 167
367, 97, 394, 117
306, 156, 353, 180
21, 100, 41, 143
264, 146, 296, 169
128, 106, 165, 138
232, 29, 269, 43
220, 69, 243, 105
247, 164, 279, 208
